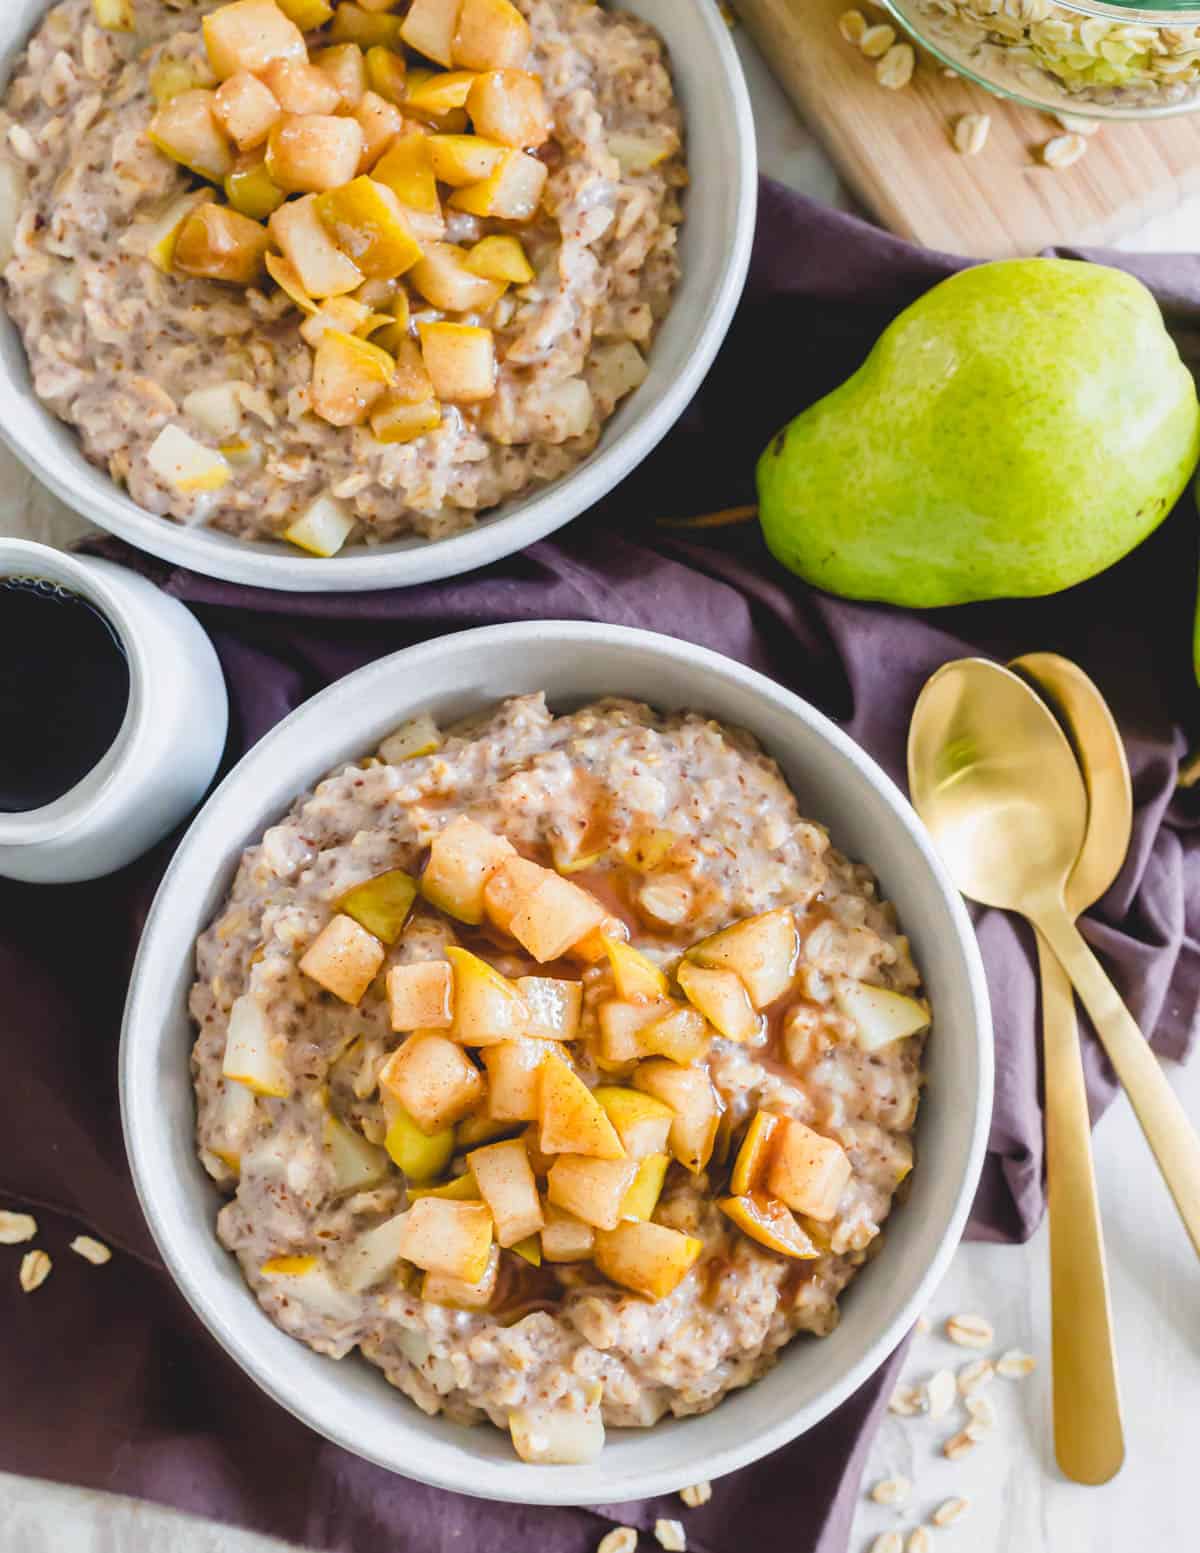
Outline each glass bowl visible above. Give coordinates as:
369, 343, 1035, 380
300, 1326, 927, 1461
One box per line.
880, 0, 1200, 118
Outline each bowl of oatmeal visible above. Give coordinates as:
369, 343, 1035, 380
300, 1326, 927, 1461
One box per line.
0, 0, 754, 590
121, 621, 993, 1502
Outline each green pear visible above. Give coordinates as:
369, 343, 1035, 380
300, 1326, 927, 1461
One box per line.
757, 258, 1200, 607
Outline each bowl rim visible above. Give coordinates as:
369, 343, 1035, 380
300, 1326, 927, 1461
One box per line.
0, 0, 758, 593
119, 621, 994, 1504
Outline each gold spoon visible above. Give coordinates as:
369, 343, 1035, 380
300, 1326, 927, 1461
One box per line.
908, 659, 1200, 1266
1009, 653, 1127, 1485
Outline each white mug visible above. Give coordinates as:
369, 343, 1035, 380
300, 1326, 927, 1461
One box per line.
0, 539, 228, 883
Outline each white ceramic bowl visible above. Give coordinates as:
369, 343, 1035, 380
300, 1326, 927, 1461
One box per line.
121, 622, 993, 1505
0, 1, 755, 593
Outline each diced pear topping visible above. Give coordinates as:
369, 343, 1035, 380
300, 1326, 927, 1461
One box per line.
452, 0, 531, 71
427, 132, 506, 186
222, 992, 289, 1097
421, 815, 516, 924
396, 1197, 494, 1282
261, 55, 343, 115
418, 322, 495, 405
151, 59, 209, 107
540, 1202, 594, 1262
298, 912, 385, 1002
387, 958, 453, 1030
323, 1113, 390, 1193
446, 945, 528, 1045
93, 0, 135, 31
510, 1234, 541, 1266
423, 1242, 500, 1308
283, 493, 356, 556
337, 1213, 410, 1293
373, 132, 441, 213
468, 1137, 544, 1246
593, 1086, 674, 1160
407, 1170, 480, 1201
265, 250, 319, 310
276, 0, 335, 27
517, 976, 581, 1041
448, 147, 547, 220
214, 72, 283, 150
316, 177, 422, 279
596, 997, 675, 1066
608, 128, 677, 175
225, 154, 287, 218
456, 1111, 518, 1148
835, 979, 930, 1051
270, 193, 364, 295
300, 294, 375, 346
147, 424, 232, 494
209, 1075, 257, 1172
637, 1003, 711, 1065
632, 1059, 721, 1174
689, 908, 799, 1010
466, 69, 550, 148
203, 0, 307, 81
173, 202, 271, 285
620, 1152, 669, 1222
492, 863, 606, 963
331, 1, 406, 49
338, 868, 418, 945
312, 43, 368, 110
408, 241, 505, 312
604, 937, 668, 1002
591, 340, 649, 404
482, 856, 546, 936
401, 0, 463, 68
352, 89, 405, 171
539, 1061, 624, 1160
365, 45, 408, 105
148, 89, 235, 183
547, 1154, 638, 1231
143, 191, 212, 273
370, 395, 441, 443
766, 1118, 852, 1222
676, 960, 762, 1044
406, 69, 477, 114
719, 1193, 820, 1259
465, 233, 533, 284
379, 1033, 484, 1133
593, 1220, 703, 1302
267, 112, 364, 192
510, 1396, 605, 1465
311, 328, 395, 426
383, 1101, 456, 1180
183, 382, 245, 440
729, 1110, 778, 1196
482, 1039, 557, 1120
379, 712, 441, 762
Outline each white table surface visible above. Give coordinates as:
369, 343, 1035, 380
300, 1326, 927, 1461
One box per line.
2, 27, 1198, 1552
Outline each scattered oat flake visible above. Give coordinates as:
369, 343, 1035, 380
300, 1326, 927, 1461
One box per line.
966, 1393, 996, 1429
914, 1313, 930, 1335
889, 1383, 923, 1416
943, 1429, 976, 1461
679, 1482, 711, 1509
0, 1211, 37, 1244
871, 1534, 903, 1553
945, 1313, 993, 1348
655, 1519, 686, 1552
908, 1531, 933, 1553
70, 1235, 112, 1265
877, 42, 915, 89
1054, 111, 1100, 135
597, 1530, 637, 1553
925, 1368, 957, 1419
860, 23, 896, 57
1042, 133, 1088, 169
19, 1249, 51, 1293
958, 1357, 994, 1395
839, 8, 867, 43
932, 1498, 970, 1528
870, 1475, 911, 1507
954, 113, 991, 156
997, 1348, 1037, 1378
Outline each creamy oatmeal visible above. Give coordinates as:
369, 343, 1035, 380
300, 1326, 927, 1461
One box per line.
190, 695, 930, 1462
0, 0, 684, 555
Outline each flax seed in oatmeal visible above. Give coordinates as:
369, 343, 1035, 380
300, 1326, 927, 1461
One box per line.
190, 695, 930, 1462
0, 0, 684, 552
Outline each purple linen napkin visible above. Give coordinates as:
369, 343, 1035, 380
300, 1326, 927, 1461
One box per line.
3, 180, 1200, 1552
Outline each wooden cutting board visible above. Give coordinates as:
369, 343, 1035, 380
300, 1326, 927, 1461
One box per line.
733, 0, 1200, 256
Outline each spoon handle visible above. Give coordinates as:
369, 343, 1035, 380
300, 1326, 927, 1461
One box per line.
1036, 905, 1200, 1261
1036, 931, 1124, 1484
